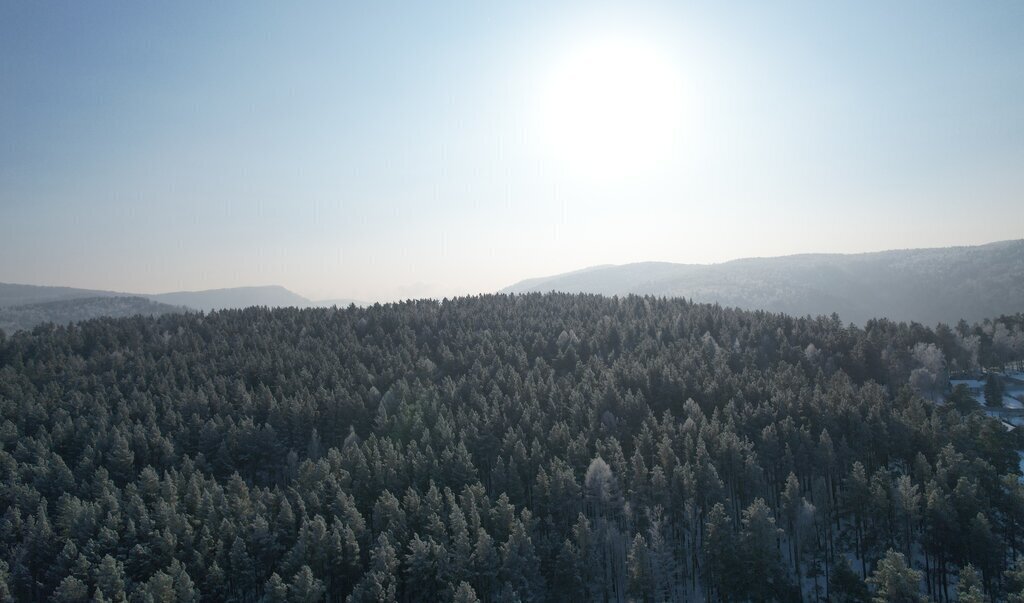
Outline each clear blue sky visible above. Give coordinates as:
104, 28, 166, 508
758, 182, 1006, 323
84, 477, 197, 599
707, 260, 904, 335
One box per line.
2, 1, 1022, 301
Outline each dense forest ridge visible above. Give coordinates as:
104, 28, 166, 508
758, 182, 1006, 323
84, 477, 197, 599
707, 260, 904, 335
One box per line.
503, 239, 1024, 326
4, 239, 1022, 333
1, 293, 1023, 601
0, 283, 305, 310
0, 284, 365, 331
0, 297, 186, 334
0, 282, 366, 313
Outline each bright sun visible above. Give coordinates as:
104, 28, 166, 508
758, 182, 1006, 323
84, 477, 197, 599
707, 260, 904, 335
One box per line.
537, 35, 686, 180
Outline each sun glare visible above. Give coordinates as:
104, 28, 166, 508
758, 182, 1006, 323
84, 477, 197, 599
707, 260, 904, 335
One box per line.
537, 35, 686, 180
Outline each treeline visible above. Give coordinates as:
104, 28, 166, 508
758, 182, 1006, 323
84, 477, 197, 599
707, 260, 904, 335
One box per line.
0, 293, 1023, 602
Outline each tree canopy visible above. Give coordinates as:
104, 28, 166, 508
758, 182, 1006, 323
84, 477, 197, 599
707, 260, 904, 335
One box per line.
0, 293, 1022, 601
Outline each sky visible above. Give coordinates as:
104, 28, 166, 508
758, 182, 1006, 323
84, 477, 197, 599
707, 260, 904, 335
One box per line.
2, 1, 1022, 302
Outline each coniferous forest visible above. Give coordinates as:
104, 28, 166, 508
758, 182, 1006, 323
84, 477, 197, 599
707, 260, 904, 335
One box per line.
3, 293, 1024, 602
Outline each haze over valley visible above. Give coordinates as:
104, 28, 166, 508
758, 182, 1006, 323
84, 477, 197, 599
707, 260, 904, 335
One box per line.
0, 283, 365, 332
4, 239, 1022, 333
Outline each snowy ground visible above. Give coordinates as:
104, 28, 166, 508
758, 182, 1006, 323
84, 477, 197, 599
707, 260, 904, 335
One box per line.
948, 378, 1024, 408
1004, 396, 1024, 409
950, 379, 985, 390
994, 414, 1024, 427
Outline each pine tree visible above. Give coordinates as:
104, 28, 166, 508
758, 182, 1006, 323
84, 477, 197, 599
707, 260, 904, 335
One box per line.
740, 497, 793, 601
107, 433, 135, 484
288, 566, 324, 603
893, 475, 920, 559
984, 374, 1005, 407
93, 555, 126, 602
627, 533, 650, 601
867, 549, 925, 603
1006, 558, 1024, 603
956, 564, 988, 603
141, 571, 175, 602
405, 534, 444, 601
703, 503, 736, 601
948, 384, 977, 414
828, 556, 870, 603
348, 534, 399, 603
968, 512, 1001, 585
469, 527, 498, 598
781, 472, 804, 578
452, 581, 480, 603
229, 535, 255, 595
51, 576, 89, 602
0, 560, 11, 603
499, 515, 545, 601
262, 574, 289, 603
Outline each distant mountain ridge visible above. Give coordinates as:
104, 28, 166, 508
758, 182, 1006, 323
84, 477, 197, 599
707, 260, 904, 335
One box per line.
147, 285, 312, 313
0, 282, 130, 307
0, 283, 365, 332
502, 239, 1024, 325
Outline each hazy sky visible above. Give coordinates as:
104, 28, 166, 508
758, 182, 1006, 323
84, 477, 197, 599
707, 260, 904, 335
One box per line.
2, 1, 1022, 302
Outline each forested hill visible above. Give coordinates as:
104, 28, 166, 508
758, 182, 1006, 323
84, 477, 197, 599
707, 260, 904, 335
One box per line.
0, 283, 314, 313
0, 296, 185, 334
0, 284, 363, 332
0, 283, 127, 307
1, 295, 1024, 601
502, 239, 1024, 326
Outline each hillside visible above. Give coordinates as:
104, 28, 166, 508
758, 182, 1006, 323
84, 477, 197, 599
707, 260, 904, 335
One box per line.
0, 282, 334, 319
0, 295, 1021, 601
0, 296, 185, 333
0, 283, 334, 331
502, 239, 1024, 325
0, 282, 129, 307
